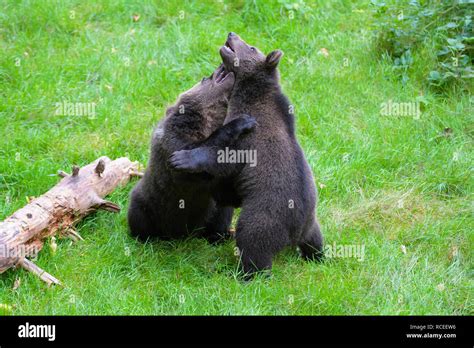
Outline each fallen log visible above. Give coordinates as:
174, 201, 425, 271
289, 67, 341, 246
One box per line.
0, 156, 142, 285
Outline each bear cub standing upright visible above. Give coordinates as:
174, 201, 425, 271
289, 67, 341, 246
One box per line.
170, 33, 323, 277
128, 65, 256, 242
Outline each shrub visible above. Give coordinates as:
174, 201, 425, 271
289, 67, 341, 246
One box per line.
371, 0, 473, 90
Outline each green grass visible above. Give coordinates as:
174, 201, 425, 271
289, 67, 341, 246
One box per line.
0, 0, 472, 315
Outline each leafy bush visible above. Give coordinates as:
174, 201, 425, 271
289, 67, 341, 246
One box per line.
371, 0, 473, 90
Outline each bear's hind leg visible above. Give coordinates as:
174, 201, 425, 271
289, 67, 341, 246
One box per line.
235, 210, 289, 280
128, 188, 159, 242
202, 205, 234, 244
298, 221, 324, 262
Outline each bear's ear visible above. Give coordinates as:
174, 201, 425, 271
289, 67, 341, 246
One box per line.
265, 50, 284, 69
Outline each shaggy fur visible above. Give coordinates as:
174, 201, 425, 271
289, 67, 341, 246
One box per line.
170, 33, 323, 278
128, 65, 256, 243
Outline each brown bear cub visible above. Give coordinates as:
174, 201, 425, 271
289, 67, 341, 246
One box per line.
128, 65, 256, 243
170, 33, 323, 278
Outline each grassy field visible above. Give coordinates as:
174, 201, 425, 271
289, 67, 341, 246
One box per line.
0, 0, 472, 315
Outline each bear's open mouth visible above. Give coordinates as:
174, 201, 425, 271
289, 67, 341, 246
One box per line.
223, 39, 235, 53
214, 65, 231, 84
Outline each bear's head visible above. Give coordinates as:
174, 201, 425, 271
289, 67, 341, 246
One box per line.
178, 64, 235, 110
168, 64, 235, 137
220, 32, 283, 81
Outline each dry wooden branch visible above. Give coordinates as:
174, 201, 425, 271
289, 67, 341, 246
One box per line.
65, 228, 84, 242
19, 258, 62, 287
0, 156, 141, 285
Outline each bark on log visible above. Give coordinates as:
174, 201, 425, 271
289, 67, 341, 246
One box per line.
0, 156, 141, 283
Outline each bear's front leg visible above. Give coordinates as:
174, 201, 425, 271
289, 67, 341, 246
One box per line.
168, 114, 257, 175
168, 147, 214, 173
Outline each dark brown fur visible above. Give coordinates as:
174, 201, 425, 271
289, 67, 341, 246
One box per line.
128, 66, 255, 243
170, 33, 323, 278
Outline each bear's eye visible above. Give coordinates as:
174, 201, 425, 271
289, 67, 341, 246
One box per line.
250, 47, 256, 52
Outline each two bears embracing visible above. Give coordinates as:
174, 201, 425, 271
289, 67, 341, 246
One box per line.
128, 33, 323, 279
